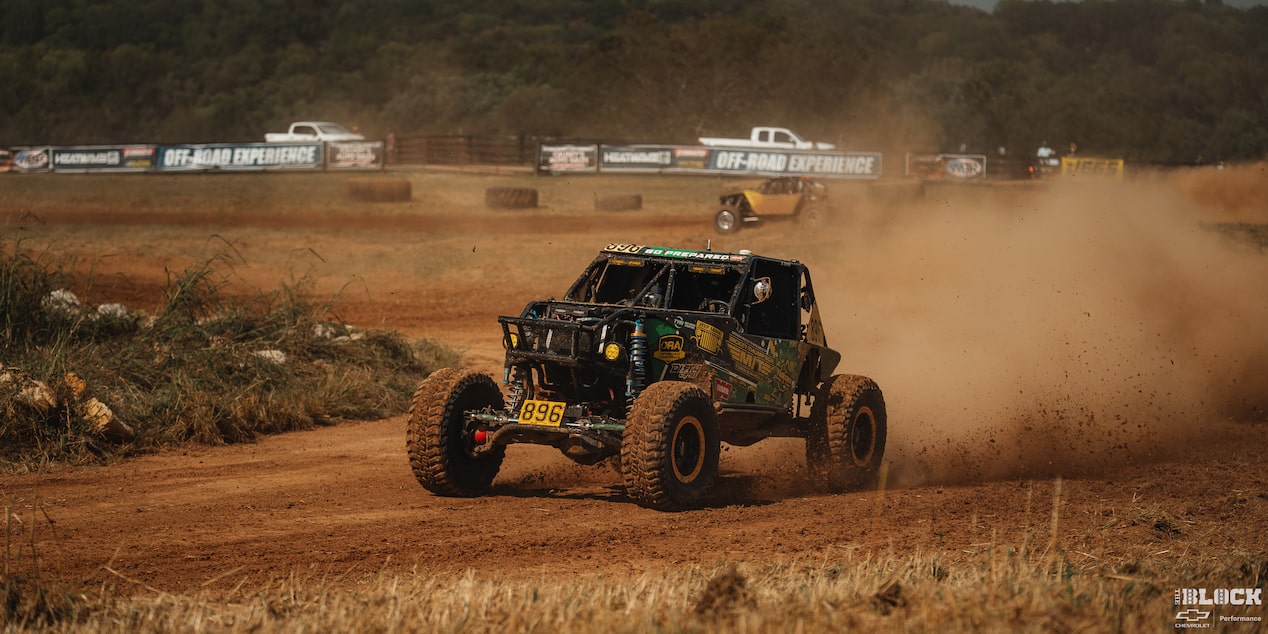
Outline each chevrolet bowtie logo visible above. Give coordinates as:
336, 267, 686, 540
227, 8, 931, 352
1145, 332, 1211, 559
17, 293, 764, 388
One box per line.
1175, 609, 1211, 622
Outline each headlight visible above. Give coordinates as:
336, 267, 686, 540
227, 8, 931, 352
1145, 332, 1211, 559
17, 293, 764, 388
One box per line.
504, 332, 519, 349
603, 343, 622, 360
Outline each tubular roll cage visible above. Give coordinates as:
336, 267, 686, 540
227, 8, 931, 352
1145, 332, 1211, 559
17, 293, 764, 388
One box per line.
499, 303, 639, 367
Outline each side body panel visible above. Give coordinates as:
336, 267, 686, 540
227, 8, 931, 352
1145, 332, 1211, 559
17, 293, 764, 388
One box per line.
645, 316, 804, 407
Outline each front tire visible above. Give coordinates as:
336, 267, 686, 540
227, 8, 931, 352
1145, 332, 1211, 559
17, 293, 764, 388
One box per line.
714, 207, 742, 234
621, 382, 720, 511
806, 374, 886, 492
407, 368, 506, 496
799, 206, 826, 228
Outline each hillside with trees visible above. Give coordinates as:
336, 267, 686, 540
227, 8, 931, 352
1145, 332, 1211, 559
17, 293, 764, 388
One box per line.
1, 0, 1265, 163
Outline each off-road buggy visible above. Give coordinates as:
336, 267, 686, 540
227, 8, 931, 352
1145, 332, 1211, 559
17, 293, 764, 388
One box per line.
406, 244, 886, 510
713, 176, 829, 234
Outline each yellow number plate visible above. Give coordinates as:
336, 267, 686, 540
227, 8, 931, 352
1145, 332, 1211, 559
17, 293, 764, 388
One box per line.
518, 400, 566, 427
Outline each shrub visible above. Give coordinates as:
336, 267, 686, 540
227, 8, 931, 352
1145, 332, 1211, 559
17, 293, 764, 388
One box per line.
0, 240, 454, 470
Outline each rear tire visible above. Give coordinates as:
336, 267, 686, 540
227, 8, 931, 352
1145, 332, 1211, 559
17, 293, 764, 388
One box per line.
407, 368, 506, 496
806, 374, 886, 493
621, 382, 720, 511
714, 207, 742, 234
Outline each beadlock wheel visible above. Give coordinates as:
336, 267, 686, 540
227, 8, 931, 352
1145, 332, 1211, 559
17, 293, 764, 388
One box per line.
714, 208, 741, 234
806, 374, 887, 493
620, 382, 720, 511
670, 415, 707, 484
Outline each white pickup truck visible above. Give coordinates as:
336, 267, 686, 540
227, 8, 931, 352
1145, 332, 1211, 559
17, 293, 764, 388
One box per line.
264, 121, 365, 143
698, 126, 835, 150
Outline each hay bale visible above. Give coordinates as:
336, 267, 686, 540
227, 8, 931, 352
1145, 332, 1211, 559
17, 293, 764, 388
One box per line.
348, 177, 412, 202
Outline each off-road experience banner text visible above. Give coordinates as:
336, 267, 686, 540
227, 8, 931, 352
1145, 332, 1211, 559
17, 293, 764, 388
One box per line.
539, 144, 883, 179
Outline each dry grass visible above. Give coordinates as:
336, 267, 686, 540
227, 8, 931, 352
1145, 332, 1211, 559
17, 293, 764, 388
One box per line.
3, 492, 1259, 633
5, 478, 1264, 633
0, 237, 455, 471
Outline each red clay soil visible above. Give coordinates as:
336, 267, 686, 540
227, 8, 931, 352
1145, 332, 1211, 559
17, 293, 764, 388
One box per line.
2, 175, 1266, 596
4, 417, 1266, 595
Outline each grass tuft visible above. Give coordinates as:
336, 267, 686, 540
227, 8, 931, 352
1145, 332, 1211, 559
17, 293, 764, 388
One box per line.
2, 502, 82, 629
0, 239, 455, 470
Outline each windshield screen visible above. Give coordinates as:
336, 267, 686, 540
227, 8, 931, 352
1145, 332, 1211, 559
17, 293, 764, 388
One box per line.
566, 259, 740, 311
567, 259, 664, 304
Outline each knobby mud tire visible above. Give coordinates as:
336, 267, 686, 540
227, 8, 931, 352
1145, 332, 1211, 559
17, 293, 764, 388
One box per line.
620, 381, 720, 511
595, 193, 643, 211
406, 368, 506, 497
348, 177, 412, 202
806, 374, 887, 493
485, 187, 539, 209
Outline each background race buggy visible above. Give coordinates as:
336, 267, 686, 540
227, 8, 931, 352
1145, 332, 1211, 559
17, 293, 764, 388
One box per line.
713, 176, 831, 234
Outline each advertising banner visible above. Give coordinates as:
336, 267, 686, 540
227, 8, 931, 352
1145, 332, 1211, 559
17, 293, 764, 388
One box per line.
599, 146, 675, 172
538, 144, 598, 173
669, 147, 711, 171
706, 148, 882, 178
50, 146, 157, 172
1060, 157, 1124, 180
12, 147, 51, 173
569, 144, 883, 178
540, 143, 883, 178
157, 143, 323, 171
905, 153, 988, 180
327, 141, 385, 169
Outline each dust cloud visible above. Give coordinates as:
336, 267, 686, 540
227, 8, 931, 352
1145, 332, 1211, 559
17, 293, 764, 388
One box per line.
810, 167, 1268, 487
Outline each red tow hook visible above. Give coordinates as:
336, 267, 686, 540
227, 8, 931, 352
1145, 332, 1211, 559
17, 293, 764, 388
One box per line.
472, 427, 489, 444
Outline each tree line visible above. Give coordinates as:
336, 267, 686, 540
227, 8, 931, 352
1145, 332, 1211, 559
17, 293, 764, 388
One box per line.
1, 0, 1265, 163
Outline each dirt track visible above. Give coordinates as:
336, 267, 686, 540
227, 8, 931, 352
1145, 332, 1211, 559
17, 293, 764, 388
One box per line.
5, 418, 1266, 594
2, 170, 1266, 596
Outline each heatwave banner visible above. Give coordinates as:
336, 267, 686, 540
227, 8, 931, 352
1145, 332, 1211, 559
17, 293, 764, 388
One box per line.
50, 146, 158, 173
